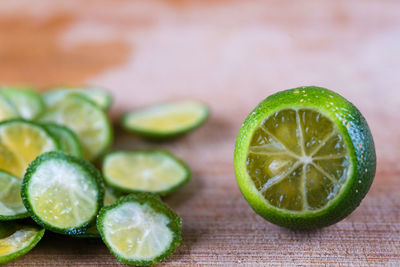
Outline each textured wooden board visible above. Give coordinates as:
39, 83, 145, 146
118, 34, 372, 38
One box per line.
1, 0, 400, 266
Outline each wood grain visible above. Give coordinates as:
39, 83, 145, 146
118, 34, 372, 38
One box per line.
1, 0, 400, 266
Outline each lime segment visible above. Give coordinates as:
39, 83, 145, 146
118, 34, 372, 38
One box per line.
1, 87, 44, 120
43, 123, 83, 158
0, 92, 19, 121
0, 120, 59, 178
43, 87, 112, 110
103, 150, 191, 195
0, 222, 45, 264
21, 152, 104, 235
38, 94, 112, 161
122, 101, 209, 139
247, 108, 349, 211
0, 171, 28, 220
97, 194, 182, 266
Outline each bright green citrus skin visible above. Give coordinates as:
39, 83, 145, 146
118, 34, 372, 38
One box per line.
234, 86, 376, 229
97, 193, 182, 266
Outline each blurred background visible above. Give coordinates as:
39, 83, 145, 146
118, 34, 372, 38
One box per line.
1, 0, 399, 265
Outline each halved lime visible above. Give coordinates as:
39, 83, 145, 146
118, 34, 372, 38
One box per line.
21, 151, 104, 235
43, 123, 83, 158
97, 193, 182, 266
103, 150, 191, 196
0, 222, 45, 264
234, 86, 376, 229
0, 171, 29, 220
37, 94, 113, 161
0, 91, 19, 122
43, 86, 112, 110
122, 101, 209, 139
75, 187, 118, 239
0, 119, 59, 178
1, 86, 45, 120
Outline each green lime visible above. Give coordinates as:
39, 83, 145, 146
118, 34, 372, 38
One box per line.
102, 150, 191, 196
1, 86, 45, 120
97, 193, 182, 266
0, 91, 19, 122
42, 123, 83, 158
122, 101, 209, 139
21, 151, 104, 235
0, 222, 45, 264
0, 171, 29, 220
234, 86, 376, 229
43, 86, 112, 110
0, 119, 60, 178
37, 94, 113, 161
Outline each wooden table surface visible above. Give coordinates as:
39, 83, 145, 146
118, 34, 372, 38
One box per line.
1, 0, 400, 266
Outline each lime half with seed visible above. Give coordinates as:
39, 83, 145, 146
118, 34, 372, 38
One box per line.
234, 86, 376, 229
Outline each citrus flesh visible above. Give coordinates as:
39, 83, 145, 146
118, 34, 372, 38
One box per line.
0, 222, 45, 264
38, 94, 112, 161
123, 101, 209, 138
43, 123, 83, 158
97, 194, 182, 266
1, 87, 44, 120
0, 92, 19, 121
22, 152, 104, 234
0, 171, 28, 220
0, 120, 58, 178
103, 150, 190, 195
235, 86, 376, 229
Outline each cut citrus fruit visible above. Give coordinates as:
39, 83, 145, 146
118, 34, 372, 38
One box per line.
37, 94, 113, 161
43, 123, 83, 158
97, 193, 182, 266
75, 187, 118, 239
21, 151, 104, 235
0, 222, 45, 264
103, 150, 191, 195
234, 86, 376, 229
43, 86, 112, 110
1, 87, 45, 120
0, 119, 59, 178
122, 101, 209, 139
0, 171, 28, 220
0, 91, 19, 122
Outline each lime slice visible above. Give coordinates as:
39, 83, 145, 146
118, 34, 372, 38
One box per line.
38, 94, 113, 161
43, 123, 83, 158
234, 86, 376, 229
43, 86, 112, 110
0, 91, 19, 122
75, 187, 118, 239
21, 151, 104, 235
1, 86, 45, 120
122, 101, 209, 139
0, 171, 28, 220
97, 193, 182, 266
0, 222, 45, 264
0, 119, 59, 178
103, 150, 191, 195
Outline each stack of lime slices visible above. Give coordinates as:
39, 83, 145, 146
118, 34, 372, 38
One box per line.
0, 86, 209, 266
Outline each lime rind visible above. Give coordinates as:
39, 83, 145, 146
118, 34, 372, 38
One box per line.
122, 101, 210, 139
43, 86, 113, 110
37, 94, 113, 161
0, 170, 29, 221
97, 193, 182, 266
0, 222, 45, 265
234, 86, 376, 229
102, 150, 191, 196
1, 87, 45, 120
21, 151, 105, 235
42, 123, 84, 158
0, 119, 61, 178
